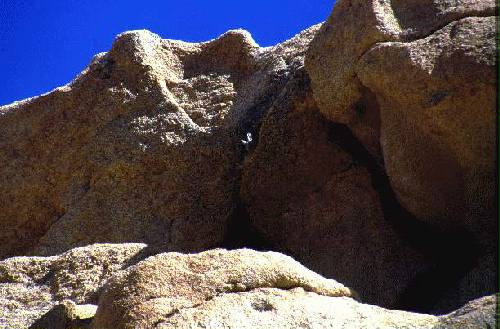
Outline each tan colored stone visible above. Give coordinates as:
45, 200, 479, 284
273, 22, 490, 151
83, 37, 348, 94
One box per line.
305, 0, 498, 311
0, 283, 53, 329
92, 248, 355, 328
30, 300, 97, 329
0, 244, 146, 328
0, 25, 320, 258
356, 16, 497, 247
240, 68, 426, 307
155, 288, 439, 329
146, 291, 500, 329
305, 0, 497, 158
0, 245, 495, 328
93, 248, 497, 329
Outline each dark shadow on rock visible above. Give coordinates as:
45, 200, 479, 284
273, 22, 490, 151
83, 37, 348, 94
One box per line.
29, 302, 93, 329
327, 122, 484, 314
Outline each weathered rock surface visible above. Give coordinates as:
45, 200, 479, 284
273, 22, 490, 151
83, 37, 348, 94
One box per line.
305, 0, 498, 312
0, 244, 146, 328
30, 300, 96, 329
0, 0, 497, 327
153, 289, 438, 329
0, 245, 496, 328
92, 248, 355, 328
306, 0, 497, 241
436, 294, 498, 329
93, 248, 496, 329
0, 25, 320, 259
305, 0, 497, 159
356, 16, 497, 245
240, 67, 426, 307
153, 292, 499, 329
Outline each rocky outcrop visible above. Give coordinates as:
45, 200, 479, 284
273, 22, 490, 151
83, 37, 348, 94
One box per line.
305, 0, 497, 159
0, 244, 146, 328
356, 16, 498, 311
92, 248, 355, 328
306, 0, 497, 244
1, 245, 495, 329
305, 0, 498, 312
356, 16, 497, 245
92, 249, 496, 329
0, 25, 320, 259
0, 0, 497, 327
240, 67, 426, 307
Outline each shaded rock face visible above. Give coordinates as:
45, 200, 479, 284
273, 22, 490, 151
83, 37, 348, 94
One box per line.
355, 16, 498, 311
356, 16, 497, 245
305, 0, 497, 160
306, 0, 498, 312
436, 294, 499, 329
0, 26, 319, 258
240, 68, 426, 307
30, 300, 96, 329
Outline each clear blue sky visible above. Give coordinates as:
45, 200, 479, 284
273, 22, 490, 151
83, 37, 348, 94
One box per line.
0, 1, 335, 105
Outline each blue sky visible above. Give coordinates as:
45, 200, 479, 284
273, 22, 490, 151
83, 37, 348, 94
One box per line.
0, 1, 335, 105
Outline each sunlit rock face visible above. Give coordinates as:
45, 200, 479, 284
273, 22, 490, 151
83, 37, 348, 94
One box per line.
0, 0, 497, 327
0, 26, 320, 259
0, 243, 147, 328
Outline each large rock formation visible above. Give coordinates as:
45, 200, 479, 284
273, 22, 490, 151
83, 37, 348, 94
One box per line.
239, 67, 426, 307
92, 248, 495, 329
0, 245, 496, 329
305, 0, 498, 312
90, 247, 498, 329
305, 0, 497, 159
93, 248, 355, 328
0, 245, 495, 329
356, 16, 497, 246
0, 244, 147, 328
355, 16, 498, 310
0, 0, 497, 327
0, 25, 320, 259
306, 0, 497, 246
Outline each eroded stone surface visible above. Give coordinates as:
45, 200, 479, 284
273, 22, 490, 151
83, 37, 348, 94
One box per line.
30, 300, 96, 329
436, 294, 498, 329
155, 288, 439, 329
93, 248, 497, 329
305, 0, 497, 159
0, 244, 146, 328
93, 248, 355, 328
356, 17, 497, 247
0, 26, 320, 259
240, 68, 426, 307
0, 0, 497, 327
305, 0, 498, 312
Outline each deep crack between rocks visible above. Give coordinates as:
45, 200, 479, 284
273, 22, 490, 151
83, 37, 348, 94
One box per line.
326, 122, 481, 314
357, 13, 498, 63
